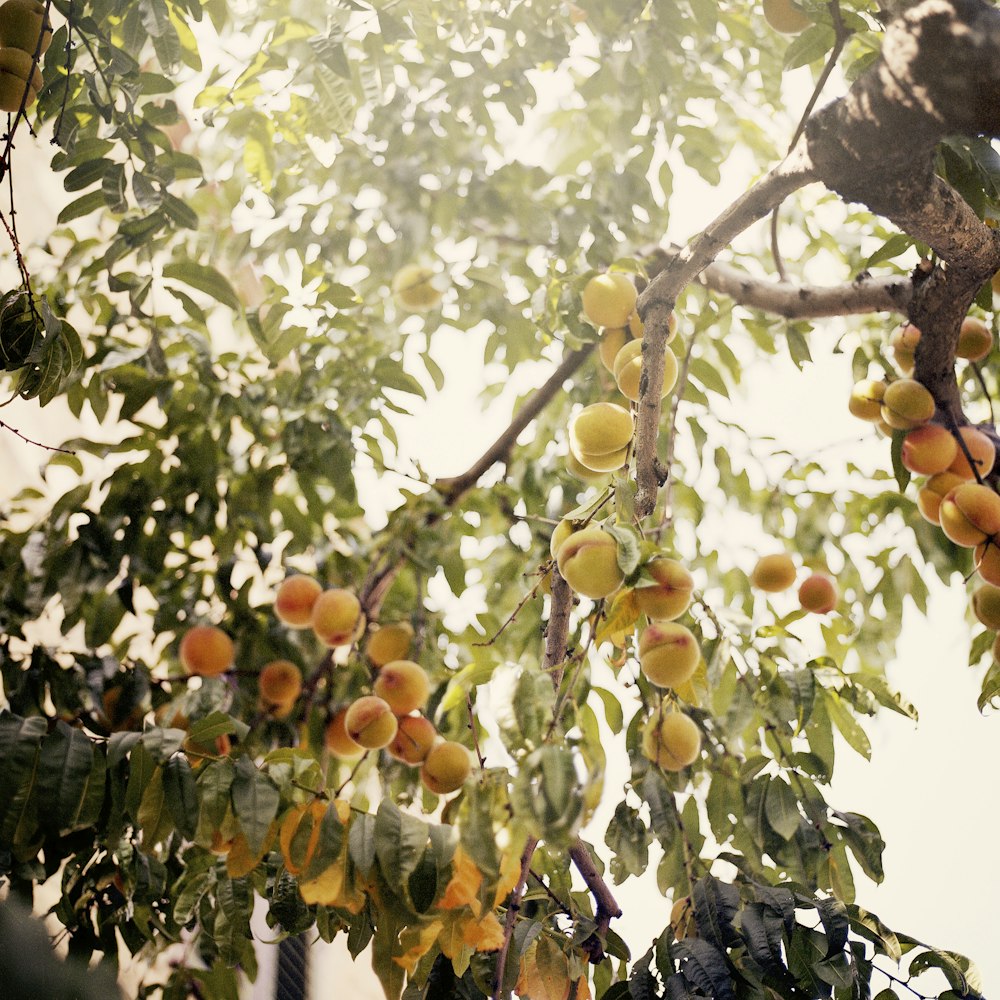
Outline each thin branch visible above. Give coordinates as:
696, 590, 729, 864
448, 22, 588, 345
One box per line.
492, 836, 539, 1000
0, 416, 76, 454
568, 840, 622, 964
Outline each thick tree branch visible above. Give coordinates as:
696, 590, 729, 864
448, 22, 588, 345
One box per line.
635, 143, 818, 517
569, 840, 622, 964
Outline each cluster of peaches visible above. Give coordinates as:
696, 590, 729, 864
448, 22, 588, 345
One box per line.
564, 271, 679, 480
0, 0, 52, 112
177, 576, 472, 796
749, 552, 839, 614
848, 318, 1000, 588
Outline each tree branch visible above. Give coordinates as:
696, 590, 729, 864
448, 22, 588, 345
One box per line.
569, 840, 622, 964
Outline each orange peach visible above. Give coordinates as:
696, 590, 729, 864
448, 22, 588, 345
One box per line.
917, 471, 965, 524
976, 540, 1000, 587
901, 424, 958, 475
365, 622, 414, 667
373, 659, 430, 715
387, 715, 438, 765
947, 426, 996, 481
638, 622, 701, 688
939, 483, 1000, 547
179, 625, 234, 677
633, 557, 694, 621
311, 588, 365, 647
259, 660, 303, 705
798, 573, 838, 614
324, 707, 364, 758
275, 574, 323, 628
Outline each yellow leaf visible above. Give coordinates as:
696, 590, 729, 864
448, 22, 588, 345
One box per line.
595, 589, 640, 646
673, 658, 707, 708
437, 911, 471, 961
439, 844, 483, 912
393, 919, 444, 976
462, 910, 504, 952
517, 938, 572, 1000
572, 975, 592, 1000
493, 847, 524, 907
298, 858, 345, 906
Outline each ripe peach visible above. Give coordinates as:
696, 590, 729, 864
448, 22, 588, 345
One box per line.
977, 539, 1000, 588
972, 583, 1000, 630
889, 323, 920, 375
392, 264, 443, 312
628, 309, 677, 343
638, 622, 701, 688
311, 588, 365, 647
750, 553, 796, 593
421, 740, 472, 794
633, 557, 694, 621
324, 707, 364, 758
555, 525, 624, 600
344, 695, 398, 749
957, 317, 993, 362
848, 379, 886, 422
582, 272, 637, 329
570, 402, 634, 463
0, 1, 52, 56
798, 573, 838, 614
373, 659, 430, 715
939, 483, 1000, 547
365, 621, 414, 667
387, 714, 437, 764
641, 712, 701, 771
917, 471, 965, 524
259, 660, 303, 705
880, 379, 935, 430
947, 426, 996, 481
179, 625, 234, 677
598, 326, 629, 372
613, 338, 678, 402
275, 574, 323, 628
901, 424, 958, 475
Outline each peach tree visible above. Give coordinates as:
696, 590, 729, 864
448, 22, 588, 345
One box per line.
0, 1, 996, 998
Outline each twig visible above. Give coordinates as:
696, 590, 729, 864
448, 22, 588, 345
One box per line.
491, 836, 539, 1000
0, 416, 75, 454
970, 361, 995, 424
474, 567, 551, 647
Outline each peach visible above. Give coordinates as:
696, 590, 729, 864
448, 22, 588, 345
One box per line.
798, 573, 838, 614
570, 402, 634, 461
939, 483, 1000, 547
549, 518, 575, 560
889, 323, 920, 375
566, 449, 614, 482
880, 378, 935, 430
670, 896, 697, 939
0, 1, 52, 56
848, 379, 886, 422
641, 712, 701, 771
917, 471, 965, 524
392, 264, 442, 312
957, 317, 993, 362
972, 583, 1000, 629
344, 695, 398, 749
977, 540, 1000, 588
638, 622, 701, 688
633, 557, 694, 621
275, 574, 322, 628
324, 707, 364, 758
581, 272, 637, 329
387, 714, 437, 765
750, 553, 796, 593
373, 659, 430, 715
947, 426, 995, 480
0, 46, 41, 112
613, 338, 678, 402
421, 740, 472, 794
573, 444, 630, 473
311, 588, 365, 647
555, 524, 624, 600
901, 424, 958, 475
365, 621, 414, 667
763, 0, 810, 32
179, 625, 234, 677
598, 326, 629, 372
258, 660, 303, 705
628, 309, 677, 343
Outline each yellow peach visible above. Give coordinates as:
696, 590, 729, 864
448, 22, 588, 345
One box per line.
901, 424, 958, 475
550, 518, 575, 560
762, 0, 810, 33
573, 444, 630, 474
638, 622, 701, 688
324, 707, 364, 758
344, 695, 398, 749
311, 588, 365, 647
421, 740, 472, 794
555, 525, 624, 600
275, 574, 322, 628
848, 379, 886, 422
972, 583, 1000, 630
917, 471, 965, 525
258, 660, 303, 705
976, 540, 1000, 588
570, 402, 634, 459
947, 426, 996, 481
387, 714, 437, 765
598, 326, 629, 372
889, 323, 920, 375
939, 483, 1000, 547
582, 272, 637, 329
0, 1, 52, 56
633, 557, 694, 621
613, 338, 678, 403
750, 553, 796, 593
365, 621, 414, 667
880, 378, 935, 430
392, 264, 443, 312
373, 659, 430, 715
957, 317, 993, 362
566, 450, 613, 482
641, 712, 701, 771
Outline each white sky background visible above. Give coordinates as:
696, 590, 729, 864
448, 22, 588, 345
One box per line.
0, 16, 997, 1000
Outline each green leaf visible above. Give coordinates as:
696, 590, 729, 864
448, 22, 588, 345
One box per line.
230, 758, 280, 856
764, 777, 801, 840
825, 691, 871, 760
162, 752, 198, 839
35, 722, 97, 836
162, 261, 242, 311
890, 430, 911, 492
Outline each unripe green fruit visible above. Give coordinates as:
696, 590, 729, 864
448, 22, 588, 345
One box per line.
598, 326, 629, 372
556, 525, 624, 600
638, 622, 700, 688
633, 557, 693, 621
957, 317, 992, 362
566, 449, 612, 482
641, 712, 701, 771
421, 740, 472, 794
889, 323, 920, 375
581, 272, 637, 329
972, 583, 1000, 630
572, 444, 629, 473
373, 659, 430, 715
0, 46, 41, 112
550, 519, 574, 560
